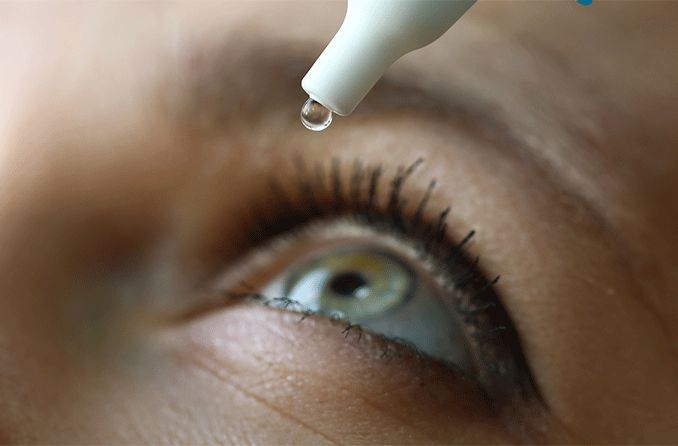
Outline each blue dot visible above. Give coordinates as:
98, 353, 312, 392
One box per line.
577, 0, 593, 5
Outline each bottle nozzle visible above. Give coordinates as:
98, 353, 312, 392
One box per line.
300, 0, 475, 130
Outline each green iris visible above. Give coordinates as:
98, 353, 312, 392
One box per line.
285, 248, 414, 321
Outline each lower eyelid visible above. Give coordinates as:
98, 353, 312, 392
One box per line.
181, 302, 515, 443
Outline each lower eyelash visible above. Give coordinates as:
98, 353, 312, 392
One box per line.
239, 155, 541, 407
232, 284, 471, 383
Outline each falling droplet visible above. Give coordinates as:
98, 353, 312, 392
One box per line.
300, 98, 332, 131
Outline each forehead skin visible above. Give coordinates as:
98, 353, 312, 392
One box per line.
0, 1, 677, 444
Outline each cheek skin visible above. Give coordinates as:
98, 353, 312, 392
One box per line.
171, 304, 513, 444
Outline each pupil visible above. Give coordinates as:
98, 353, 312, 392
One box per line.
328, 271, 368, 297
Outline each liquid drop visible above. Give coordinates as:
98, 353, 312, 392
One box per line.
300, 98, 332, 131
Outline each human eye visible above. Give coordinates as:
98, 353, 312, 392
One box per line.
202, 156, 540, 416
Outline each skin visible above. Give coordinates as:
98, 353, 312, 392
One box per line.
1, 0, 677, 443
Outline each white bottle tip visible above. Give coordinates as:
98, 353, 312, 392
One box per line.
300, 98, 332, 132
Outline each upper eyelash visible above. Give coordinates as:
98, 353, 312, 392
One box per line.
251, 156, 483, 292
242, 155, 542, 407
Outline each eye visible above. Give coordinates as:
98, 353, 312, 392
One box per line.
261, 244, 472, 371
218, 157, 540, 407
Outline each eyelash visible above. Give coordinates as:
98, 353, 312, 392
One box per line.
234, 155, 540, 407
